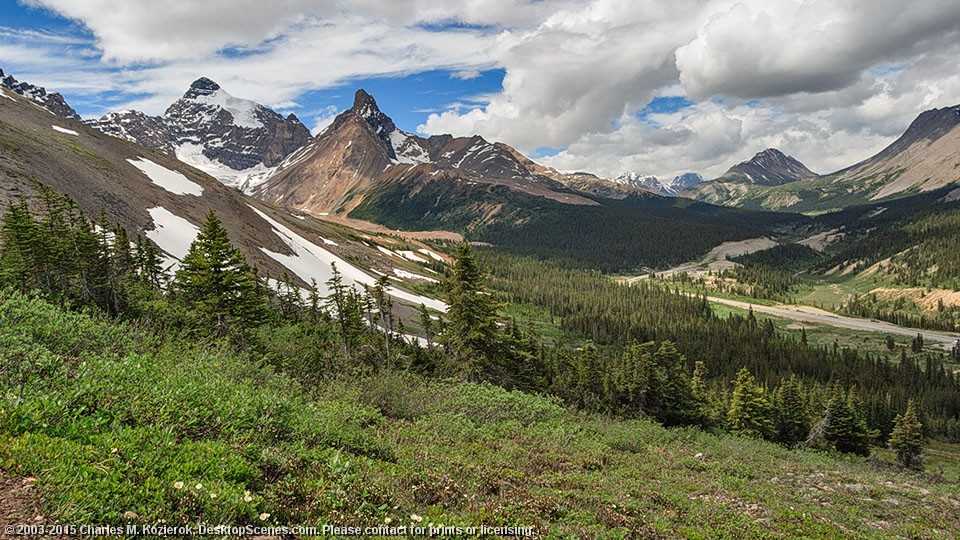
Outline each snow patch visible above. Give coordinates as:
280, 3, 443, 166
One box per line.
144, 206, 200, 262
248, 205, 446, 312
191, 89, 263, 129
319, 236, 338, 246
128, 157, 203, 196
418, 248, 444, 262
389, 130, 430, 164
51, 125, 78, 136
393, 268, 439, 283
175, 142, 274, 192
397, 250, 428, 263
0, 88, 16, 101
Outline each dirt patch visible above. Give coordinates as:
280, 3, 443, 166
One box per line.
796, 228, 845, 252
316, 214, 464, 242
0, 472, 74, 540
869, 287, 960, 311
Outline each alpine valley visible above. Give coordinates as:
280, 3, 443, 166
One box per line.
2, 66, 960, 539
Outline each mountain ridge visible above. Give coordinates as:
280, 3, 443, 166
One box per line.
87, 77, 312, 190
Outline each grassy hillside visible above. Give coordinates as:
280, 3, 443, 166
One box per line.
4, 290, 960, 538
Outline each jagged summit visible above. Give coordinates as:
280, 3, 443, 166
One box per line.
353, 88, 378, 109
719, 148, 816, 186
0, 68, 80, 120
183, 77, 221, 99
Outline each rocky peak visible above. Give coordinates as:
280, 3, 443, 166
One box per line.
89, 77, 311, 188
0, 68, 80, 120
183, 77, 221, 99
721, 148, 815, 186
348, 88, 397, 134
872, 105, 960, 161
668, 172, 703, 190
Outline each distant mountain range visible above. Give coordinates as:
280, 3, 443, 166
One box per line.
682, 110, 960, 212
611, 172, 704, 196
681, 148, 817, 205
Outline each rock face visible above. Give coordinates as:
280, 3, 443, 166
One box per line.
255, 89, 596, 224
88, 78, 311, 190
0, 68, 80, 120
716, 148, 816, 186
681, 149, 817, 205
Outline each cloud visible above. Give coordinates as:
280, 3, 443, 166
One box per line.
310, 105, 340, 135
13, 0, 960, 182
452, 70, 481, 80
675, 0, 960, 100
420, 0, 702, 150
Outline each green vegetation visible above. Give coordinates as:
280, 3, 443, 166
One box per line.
2, 185, 960, 536
4, 291, 960, 537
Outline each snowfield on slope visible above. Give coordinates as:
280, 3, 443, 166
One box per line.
249, 205, 447, 312
128, 157, 204, 196
144, 206, 200, 264
51, 125, 78, 135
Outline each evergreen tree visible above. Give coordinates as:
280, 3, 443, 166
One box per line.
726, 367, 775, 439
325, 263, 366, 360
173, 210, 267, 340
440, 243, 504, 382
889, 399, 925, 470
774, 374, 810, 447
822, 384, 875, 456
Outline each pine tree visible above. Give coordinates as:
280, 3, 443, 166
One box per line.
173, 210, 267, 340
726, 367, 775, 439
889, 399, 925, 470
440, 243, 504, 382
774, 374, 810, 447
325, 263, 365, 359
822, 384, 875, 456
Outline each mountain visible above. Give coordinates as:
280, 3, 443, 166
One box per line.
611, 172, 703, 196
0, 68, 79, 119
254, 89, 598, 226
87, 77, 312, 191
689, 107, 960, 212
0, 77, 445, 313
681, 149, 816, 205
669, 172, 704, 192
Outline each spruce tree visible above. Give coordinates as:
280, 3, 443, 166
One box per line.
822, 384, 875, 456
440, 243, 503, 382
774, 374, 810, 447
173, 210, 266, 340
726, 367, 775, 439
889, 399, 925, 470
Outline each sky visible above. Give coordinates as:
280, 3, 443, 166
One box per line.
2, 0, 960, 180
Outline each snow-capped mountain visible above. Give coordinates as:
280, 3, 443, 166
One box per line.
612, 171, 703, 196
0, 68, 79, 120
88, 78, 311, 191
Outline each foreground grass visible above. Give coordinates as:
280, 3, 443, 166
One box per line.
2, 291, 959, 538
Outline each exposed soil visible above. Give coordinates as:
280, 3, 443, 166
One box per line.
0, 472, 73, 540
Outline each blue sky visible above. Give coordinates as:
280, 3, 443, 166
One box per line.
3, 1, 959, 179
